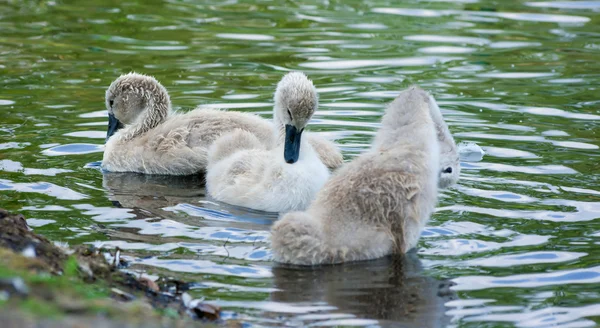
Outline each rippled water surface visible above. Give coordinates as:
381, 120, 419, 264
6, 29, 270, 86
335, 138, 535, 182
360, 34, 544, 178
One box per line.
2, 0, 600, 326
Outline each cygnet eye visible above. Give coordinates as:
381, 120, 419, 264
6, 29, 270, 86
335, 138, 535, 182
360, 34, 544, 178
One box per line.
109, 100, 114, 108
287, 109, 293, 120
443, 167, 453, 174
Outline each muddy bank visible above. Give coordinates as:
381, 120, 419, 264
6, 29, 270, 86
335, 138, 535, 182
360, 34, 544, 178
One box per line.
0, 208, 226, 328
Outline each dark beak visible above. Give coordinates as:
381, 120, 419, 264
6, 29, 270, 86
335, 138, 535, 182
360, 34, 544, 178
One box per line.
106, 113, 124, 142
284, 124, 303, 164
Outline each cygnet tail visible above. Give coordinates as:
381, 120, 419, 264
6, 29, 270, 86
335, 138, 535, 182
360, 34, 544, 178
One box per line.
208, 129, 265, 165
271, 212, 331, 265
271, 210, 394, 265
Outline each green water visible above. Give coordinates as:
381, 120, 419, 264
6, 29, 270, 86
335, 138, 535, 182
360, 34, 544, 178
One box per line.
1, 0, 600, 326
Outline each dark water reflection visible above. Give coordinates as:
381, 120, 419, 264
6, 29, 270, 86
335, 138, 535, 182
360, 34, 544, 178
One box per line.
102, 172, 205, 206
271, 254, 455, 327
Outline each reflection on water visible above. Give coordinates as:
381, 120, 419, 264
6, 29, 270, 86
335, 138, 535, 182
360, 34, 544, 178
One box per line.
42, 143, 104, 156
271, 253, 455, 327
103, 172, 205, 201
1, 0, 600, 326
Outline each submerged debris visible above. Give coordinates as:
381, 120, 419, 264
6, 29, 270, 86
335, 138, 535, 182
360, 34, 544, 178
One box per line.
21, 245, 36, 258
160, 278, 190, 295
111, 288, 136, 302
0, 277, 29, 297
138, 277, 160, 293
182, 292, 221, 321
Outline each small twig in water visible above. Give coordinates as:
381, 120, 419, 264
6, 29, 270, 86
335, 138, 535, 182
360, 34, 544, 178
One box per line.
15, 117, 29, 130
222, 238, 230, 263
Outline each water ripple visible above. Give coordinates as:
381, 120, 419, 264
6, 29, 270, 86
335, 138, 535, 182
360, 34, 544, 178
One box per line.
422, 234, 550, 256
113, 218, 270, 243
135, 257, 272, 278
41, 143, 104, 156
299, 56, 459, 70
73, 204, 136, 222
0, 159, 72, 176
464, 304, 600, 328
404, 34, 490, 45
443, 199, 600, 222
0, 179, 88, 200
526, 1, 600, 10
465, 251, 587, 267
462, 162, 578, 174
453, 266, 600, 290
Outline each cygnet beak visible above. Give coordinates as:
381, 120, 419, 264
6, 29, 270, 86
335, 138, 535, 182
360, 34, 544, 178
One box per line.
284, 124, 303, 164
106, 113, 124, 142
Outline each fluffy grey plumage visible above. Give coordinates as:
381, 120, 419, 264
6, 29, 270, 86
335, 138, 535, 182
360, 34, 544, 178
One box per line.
271, 86, 440, 265
101, 72, 343, 175
206, 72, 330, 213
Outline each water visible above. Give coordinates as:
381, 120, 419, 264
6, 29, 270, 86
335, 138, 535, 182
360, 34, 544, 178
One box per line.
1, 0, 600, 326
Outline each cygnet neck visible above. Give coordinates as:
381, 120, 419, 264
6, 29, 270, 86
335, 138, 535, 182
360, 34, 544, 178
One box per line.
118, 94, 171, 142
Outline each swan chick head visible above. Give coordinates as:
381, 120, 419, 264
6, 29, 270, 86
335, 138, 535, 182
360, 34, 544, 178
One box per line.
274, 72, 318, 128
439, 149, 460, 188
105, 72, 170, 141
274, 72, 318, 164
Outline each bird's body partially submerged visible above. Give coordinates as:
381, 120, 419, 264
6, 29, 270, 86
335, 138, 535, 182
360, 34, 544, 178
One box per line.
206, 72, 330, 213
101, 72, 343, 175
271, 86, 440, 265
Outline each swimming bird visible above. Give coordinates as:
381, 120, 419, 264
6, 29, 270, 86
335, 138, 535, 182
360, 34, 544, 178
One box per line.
101, 72, 343, 175
428, 94, 460, 188
271, 86, 440, 265
206, 72, 330, 213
